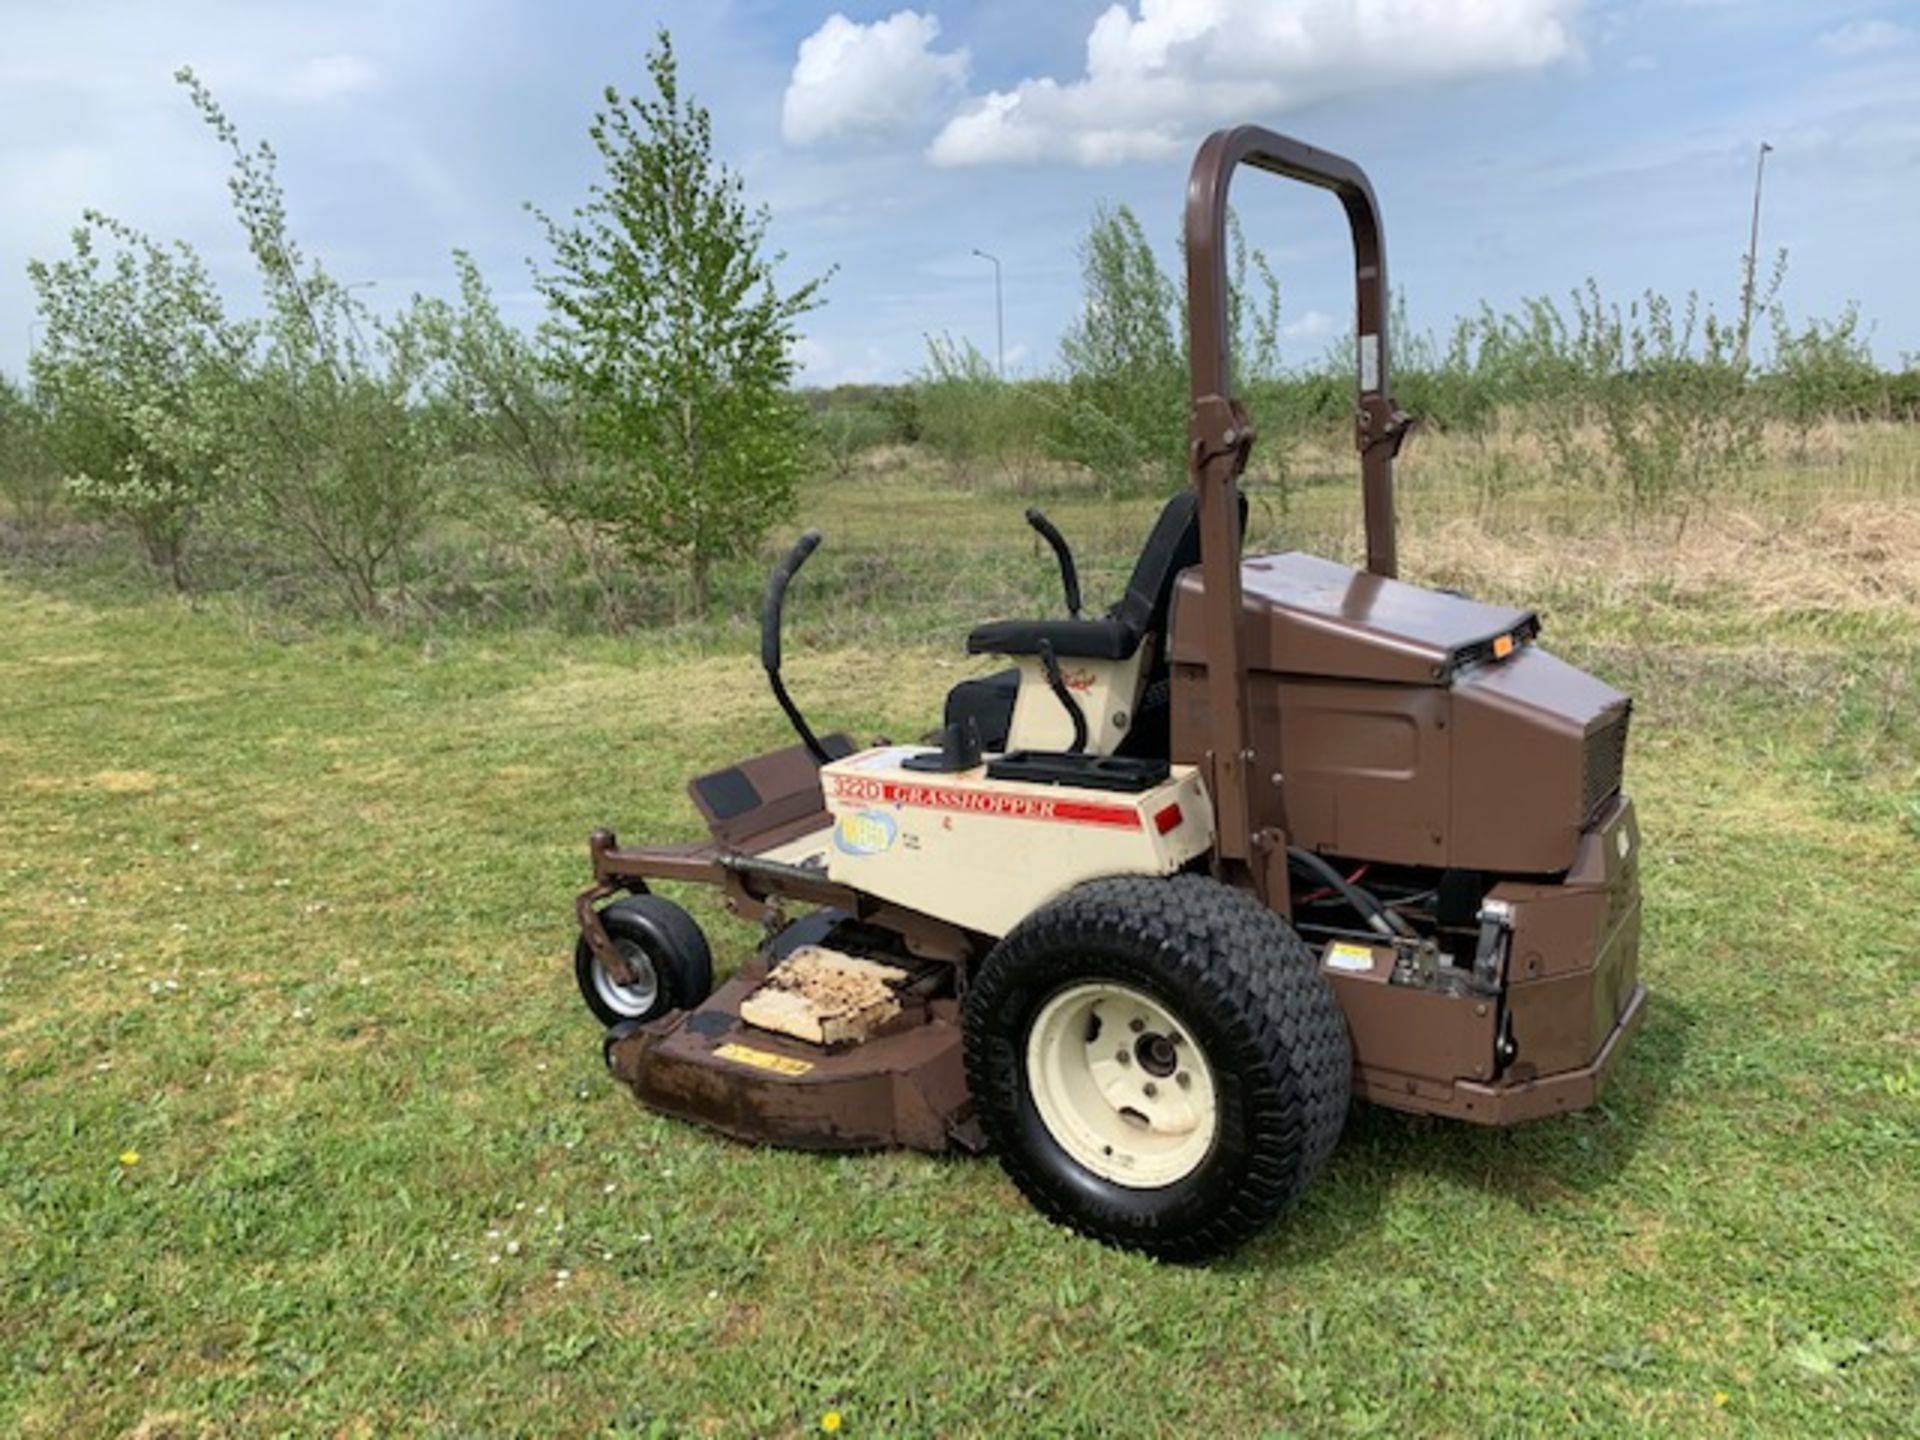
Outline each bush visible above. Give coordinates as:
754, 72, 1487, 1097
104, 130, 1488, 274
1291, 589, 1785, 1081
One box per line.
0, 374, 64, 528
26, 212, 247, 587
914, 335, 1040, 486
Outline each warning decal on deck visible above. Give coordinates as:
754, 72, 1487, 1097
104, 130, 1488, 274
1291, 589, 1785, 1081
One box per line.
713, 1042, 814, 1076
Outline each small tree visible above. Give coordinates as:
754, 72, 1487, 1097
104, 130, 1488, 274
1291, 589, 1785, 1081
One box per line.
178, 68, 443, 618
532, 29, 828, 612
1053, 204, 1186, 492
1053, 206, 1281, 494
26, 213, 247, 585
404, 251, 608, 540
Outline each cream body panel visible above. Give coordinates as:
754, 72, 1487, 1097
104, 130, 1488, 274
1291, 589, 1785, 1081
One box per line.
820, 746, 1214, 936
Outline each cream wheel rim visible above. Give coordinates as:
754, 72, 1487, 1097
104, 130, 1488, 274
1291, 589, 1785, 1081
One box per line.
1025, 980, 1219, 1188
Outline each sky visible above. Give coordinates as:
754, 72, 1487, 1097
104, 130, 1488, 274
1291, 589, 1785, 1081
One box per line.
2, 0, 1917, 386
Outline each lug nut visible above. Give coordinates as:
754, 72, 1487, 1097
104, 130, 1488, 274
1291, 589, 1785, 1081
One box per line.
1115, 1051, 1130, 1066
1176, 1072, 1191, 1089
1143, 1082, 1158, 1098
1129, 1017, 1145, 1033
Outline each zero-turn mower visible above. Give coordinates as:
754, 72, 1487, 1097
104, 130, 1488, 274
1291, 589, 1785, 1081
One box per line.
572, 127, 1644, 1261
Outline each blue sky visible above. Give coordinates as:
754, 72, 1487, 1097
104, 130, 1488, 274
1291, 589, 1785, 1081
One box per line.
2, 0, 1916, 384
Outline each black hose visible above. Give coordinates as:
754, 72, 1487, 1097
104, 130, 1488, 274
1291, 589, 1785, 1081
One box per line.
1036, 639, 1089, 754
1025, 508, 1082, 617
1287, 848, 1417, 939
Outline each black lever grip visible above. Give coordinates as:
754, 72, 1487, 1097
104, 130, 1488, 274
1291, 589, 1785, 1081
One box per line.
1024, 507, 1082, 618
761, 530, 821, 674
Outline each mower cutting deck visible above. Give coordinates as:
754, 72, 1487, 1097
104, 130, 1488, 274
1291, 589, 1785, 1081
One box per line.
571, 125, 1647, 1262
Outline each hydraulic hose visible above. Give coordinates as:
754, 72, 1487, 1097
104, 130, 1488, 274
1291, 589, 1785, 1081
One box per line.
1287, 847, 1417, 939
1035, 639, 1089, 754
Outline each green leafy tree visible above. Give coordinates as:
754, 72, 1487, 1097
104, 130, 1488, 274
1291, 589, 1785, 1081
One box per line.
1053, 206, 1282, 494
26, 213, 248, 585
406, 251, 589, 515
1053, 204, 1185, 492
403, 251, 635, 609
178, 68, 444, 618
532, 29, 829, 612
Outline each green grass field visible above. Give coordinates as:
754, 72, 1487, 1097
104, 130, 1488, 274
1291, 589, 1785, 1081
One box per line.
3, 446, 1918, 1436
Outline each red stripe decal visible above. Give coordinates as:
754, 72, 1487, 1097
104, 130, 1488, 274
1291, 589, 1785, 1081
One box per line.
827, 775, 1141, 829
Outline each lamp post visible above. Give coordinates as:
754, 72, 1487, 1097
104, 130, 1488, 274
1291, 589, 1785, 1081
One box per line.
971, 247, 1004, 379
1738, 141, 1773, 369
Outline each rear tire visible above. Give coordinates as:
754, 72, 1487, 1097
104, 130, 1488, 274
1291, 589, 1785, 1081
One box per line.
963, 874, 1350, 1262
575, 895, 714, 1027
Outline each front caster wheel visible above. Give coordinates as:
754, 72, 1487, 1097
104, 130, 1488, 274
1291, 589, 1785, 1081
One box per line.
963, 874, 1350, 1263
575, 894, 713, 1027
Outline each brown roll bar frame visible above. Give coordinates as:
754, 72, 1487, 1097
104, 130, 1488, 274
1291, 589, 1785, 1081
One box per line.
1183, 126, 1412, 867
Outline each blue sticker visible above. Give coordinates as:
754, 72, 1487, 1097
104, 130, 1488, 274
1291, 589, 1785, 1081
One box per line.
834, 808, 899, 856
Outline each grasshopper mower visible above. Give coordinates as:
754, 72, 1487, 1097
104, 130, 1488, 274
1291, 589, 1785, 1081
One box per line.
573, 128, 1644, 1261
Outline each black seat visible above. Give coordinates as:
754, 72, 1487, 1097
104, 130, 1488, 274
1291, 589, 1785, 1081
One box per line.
966, 491, 1215, 660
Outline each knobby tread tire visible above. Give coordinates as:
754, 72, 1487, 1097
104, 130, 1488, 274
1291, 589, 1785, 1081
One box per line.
963, 873, 1350, 1262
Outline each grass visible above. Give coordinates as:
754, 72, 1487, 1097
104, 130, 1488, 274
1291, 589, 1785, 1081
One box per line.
3, 436, 1918, 1437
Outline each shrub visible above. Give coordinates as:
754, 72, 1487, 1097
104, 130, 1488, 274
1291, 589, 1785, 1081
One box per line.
0, 374, 64, 528
26, 213, 247, 587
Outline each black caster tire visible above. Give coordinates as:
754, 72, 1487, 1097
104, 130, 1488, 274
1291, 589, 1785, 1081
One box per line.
575, 894, 714, 1027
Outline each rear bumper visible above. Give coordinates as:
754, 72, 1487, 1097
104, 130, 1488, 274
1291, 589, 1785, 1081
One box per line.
1358, 981, 1646, 1125
1332, 794, 1645, 1126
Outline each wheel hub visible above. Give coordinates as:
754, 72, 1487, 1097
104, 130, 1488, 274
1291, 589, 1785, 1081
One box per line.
591, 939, 660, 1018
1025, 981, 1219, 1188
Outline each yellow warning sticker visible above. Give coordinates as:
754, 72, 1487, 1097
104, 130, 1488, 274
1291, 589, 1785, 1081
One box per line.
714, 1042, 814, 1076
1325, 942, 1377, 973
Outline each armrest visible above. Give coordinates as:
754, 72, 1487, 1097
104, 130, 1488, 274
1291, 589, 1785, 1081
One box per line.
965, 616, 1142, 661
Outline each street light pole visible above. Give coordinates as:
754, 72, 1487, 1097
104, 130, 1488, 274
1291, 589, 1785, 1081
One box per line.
1738, 140, 1773, 368
971, 248, 1003, 379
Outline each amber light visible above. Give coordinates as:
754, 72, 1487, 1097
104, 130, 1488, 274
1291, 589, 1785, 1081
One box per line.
1493, 634, 1516, 659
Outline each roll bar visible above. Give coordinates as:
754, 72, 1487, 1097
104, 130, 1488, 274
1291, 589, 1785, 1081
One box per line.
1182, 126, 1411, 868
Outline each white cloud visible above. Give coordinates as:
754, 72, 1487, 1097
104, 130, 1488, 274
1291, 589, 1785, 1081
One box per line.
1819, 19, 1915, 58
284, 53, 380, 103
1283, 309, 1335, 341
928, 0, 1585, 167
783, 11, 970, 147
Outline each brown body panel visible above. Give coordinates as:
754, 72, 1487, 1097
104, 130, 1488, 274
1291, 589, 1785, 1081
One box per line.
1171, 551, 1536, 685
1172, 551, 1629, 875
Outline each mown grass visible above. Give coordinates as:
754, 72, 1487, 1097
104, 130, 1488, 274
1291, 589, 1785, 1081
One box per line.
3, 442, 1918, 1437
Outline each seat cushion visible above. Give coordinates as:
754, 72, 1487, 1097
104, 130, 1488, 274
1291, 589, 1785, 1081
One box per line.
965, 615, 1141, 661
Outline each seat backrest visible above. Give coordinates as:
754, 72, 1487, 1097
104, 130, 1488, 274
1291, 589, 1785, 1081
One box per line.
1109, 489, 1245, 640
